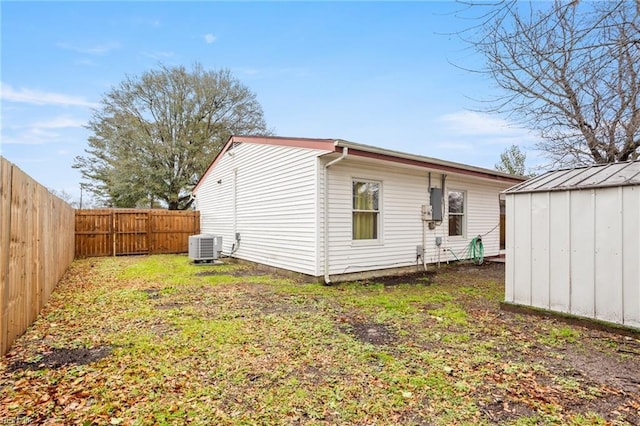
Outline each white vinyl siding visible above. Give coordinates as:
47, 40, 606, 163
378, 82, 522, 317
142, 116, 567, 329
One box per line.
323, 159, 508, 276
198, 142, 514, 280
196, 150, 236, 254
196, 143, 328, 276
325, 160, 424, 275
441, 176, 505, 264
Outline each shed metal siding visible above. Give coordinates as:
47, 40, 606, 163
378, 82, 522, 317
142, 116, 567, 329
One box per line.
548, 191, 571, 313
531, 192, 550, 309
511, 193, 532, 305
623, 186, 640, 327
506, 180, 640, 328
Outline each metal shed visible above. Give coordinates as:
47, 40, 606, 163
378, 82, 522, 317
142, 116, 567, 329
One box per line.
504, 160, 640, 328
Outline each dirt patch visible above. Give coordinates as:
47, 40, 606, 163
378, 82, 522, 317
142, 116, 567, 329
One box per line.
7, 347, 111, 372
479, 399, 537, 424
209, 283, 318, 316
360, 271, 436, 287
155, 302, 185, 310
443, 261, 505, 282
344, 322, 397, 346
150, 320, 180, 337
195, 268, 270, 277
562, 345, 640, 393
142, 288, 160, 299
351, 261, 504, 287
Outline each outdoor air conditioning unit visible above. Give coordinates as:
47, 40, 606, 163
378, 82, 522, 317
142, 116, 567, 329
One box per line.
188, 234, 222, 263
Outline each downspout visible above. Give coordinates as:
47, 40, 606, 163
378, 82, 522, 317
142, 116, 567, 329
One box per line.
231, 168, 238, 256
421, 207, 427, 271
323, 146, 348, 285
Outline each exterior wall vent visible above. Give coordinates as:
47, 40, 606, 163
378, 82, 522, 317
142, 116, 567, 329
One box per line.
188, 234, 222, 262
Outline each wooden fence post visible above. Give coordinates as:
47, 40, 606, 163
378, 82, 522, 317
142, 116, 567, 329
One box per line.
112, 211, 116, 257
0, 159, 13, 355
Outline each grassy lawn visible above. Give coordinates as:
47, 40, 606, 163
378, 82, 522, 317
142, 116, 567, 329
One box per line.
1, 255, 639, 425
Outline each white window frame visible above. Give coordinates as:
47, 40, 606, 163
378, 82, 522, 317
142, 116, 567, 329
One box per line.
352, 179, 382, 245
448, 189, 466, 238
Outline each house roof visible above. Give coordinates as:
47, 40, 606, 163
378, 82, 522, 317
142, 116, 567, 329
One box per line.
192, 135, 526, 194
332, 139, 525, 183
505, 160, 640, 194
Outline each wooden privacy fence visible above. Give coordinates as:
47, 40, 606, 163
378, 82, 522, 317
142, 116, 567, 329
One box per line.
75, 209, 200, 257
1, 157, 75, 356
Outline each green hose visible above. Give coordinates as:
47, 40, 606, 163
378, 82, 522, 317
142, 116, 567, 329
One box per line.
446, 236, 484, 265
469, 236, 484, 265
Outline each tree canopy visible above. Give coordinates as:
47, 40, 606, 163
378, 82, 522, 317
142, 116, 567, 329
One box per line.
74, 63, 270, 209
495, 144, 528, 176
460, 0, 640, 167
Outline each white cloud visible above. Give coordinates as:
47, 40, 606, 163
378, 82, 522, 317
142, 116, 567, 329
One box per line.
239, 68, 260, 76
0, 82, 98, 108
204, 33, 216, 44
232, 66, 310, 79
57, 41, 120, 55
2, 114, 88, 146
31, 116, 87, 129
435, 142, 474, 152
74, 58, 98, 67
437, 111, 513, 136
141, 50, 176, 60
136, 18, 161, 27
2, 128, 62, 145
435, 110, 539, 146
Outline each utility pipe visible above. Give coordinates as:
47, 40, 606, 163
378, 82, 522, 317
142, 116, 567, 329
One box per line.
421, 219, 427, 271
421, 172, 429, 271
323, 146, 348, 284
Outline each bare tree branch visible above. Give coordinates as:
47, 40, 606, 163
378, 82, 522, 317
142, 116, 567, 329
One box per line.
458, 0, 640, 167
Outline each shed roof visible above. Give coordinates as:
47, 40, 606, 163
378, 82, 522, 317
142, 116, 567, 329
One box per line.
505, 160, 640, 194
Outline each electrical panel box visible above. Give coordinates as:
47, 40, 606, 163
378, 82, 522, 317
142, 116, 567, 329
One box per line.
430, 188, 443, 221
421, 204, 432, 221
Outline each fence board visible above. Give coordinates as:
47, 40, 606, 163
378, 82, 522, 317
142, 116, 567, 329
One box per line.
0, 157, 75, 355
75, 209, 199, 257
0, 159, 12, 356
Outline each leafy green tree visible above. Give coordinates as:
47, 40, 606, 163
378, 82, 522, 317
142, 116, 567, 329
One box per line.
461, 1, 640, 167
74, 63, 270, 209
495, 144, 528, 176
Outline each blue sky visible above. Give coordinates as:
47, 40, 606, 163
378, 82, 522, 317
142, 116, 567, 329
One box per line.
1, 1, 540, 202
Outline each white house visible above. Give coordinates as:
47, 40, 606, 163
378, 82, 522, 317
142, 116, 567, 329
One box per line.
504, 161, 640, 329
192, 136, 525, 283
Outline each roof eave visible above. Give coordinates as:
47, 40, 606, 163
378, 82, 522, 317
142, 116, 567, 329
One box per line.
334, 140, 527, 183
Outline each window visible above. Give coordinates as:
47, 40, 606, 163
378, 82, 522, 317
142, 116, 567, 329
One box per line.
448, 190, 465, 237
352, 180, 380, 240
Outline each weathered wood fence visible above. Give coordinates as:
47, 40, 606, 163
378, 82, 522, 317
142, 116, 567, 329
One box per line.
1, 157, 75, 356
75, 209, 200, 257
